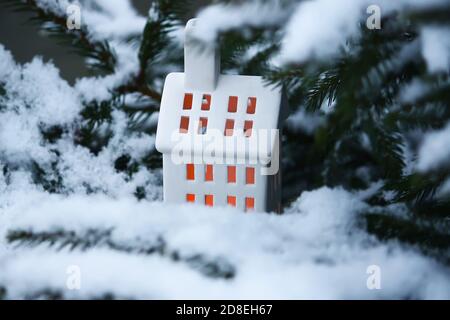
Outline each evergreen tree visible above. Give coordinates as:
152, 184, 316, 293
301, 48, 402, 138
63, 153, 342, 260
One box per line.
0, 0, 449, 299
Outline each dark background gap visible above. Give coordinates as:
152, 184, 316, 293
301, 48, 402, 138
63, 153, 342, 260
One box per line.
0, 1, 209, 84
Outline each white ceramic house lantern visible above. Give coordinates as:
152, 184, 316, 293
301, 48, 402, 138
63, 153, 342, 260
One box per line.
155, 19, 289, 213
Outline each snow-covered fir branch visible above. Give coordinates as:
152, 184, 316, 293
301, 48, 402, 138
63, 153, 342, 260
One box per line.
0, 0, 449, 300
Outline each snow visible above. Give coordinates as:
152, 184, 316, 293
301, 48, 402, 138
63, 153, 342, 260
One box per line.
278, 0, 365, 63
1, 56, 81, 126
193, 0, 291, 43
285, 110, 325, 135
1, 248, 219, 299
0, 47, 81, 166
122, 133, 156, 160
35, 0, 146, 40
279, 0, 449, 64
80, 0, 147, 40
34, 0, 147, 102
1, 187, 449, 299
53, 142, 159, 197
75, 43, 139, 102
417, 121, 450, 172
439, 178, 450, 196
0, 44, 160, 199
71, 0, 147, 101
74, 36, 141, 103
193, 0, 449, 66
421, 26, 450, 73
399, 78, 430, 104
1, 0, 450, 300
0, 45, 16, 78
35, 0, 69, 16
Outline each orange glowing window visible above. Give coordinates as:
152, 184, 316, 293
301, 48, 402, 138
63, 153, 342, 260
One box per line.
201, 94, 211, 111
246, 167, 255, 184
245, 197, 255, 211
205, 194, 214, 206
205, 164, 213, 181
198, 117, 208, 134
227, 166, 236, 183
227, 195, 236, 207
224, 119, 234, 136
247, 97, 256, 114
186, 163, 195, 180
183, 93, 193, 110
228, 96, 238, 113
244, 120, 253, 137
186, 193, 195, 203
180, 116, 189, 133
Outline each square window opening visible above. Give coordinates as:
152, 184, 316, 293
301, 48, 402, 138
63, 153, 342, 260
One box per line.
183, 93, 193, 110
227, 195, 236, 207
205, 164, 213, 181
186, 194, 195, 202
205, 194, 214, 206
245, 197, 255, 211
228, 96, 238, 113
246, 167, 255, 184
227, 166, 236, 183
247, 97, 256, 114
201, 94, 211, 111
224, 119, 234, 136
186, 163, 195, 180
180, 116, 189, 133
244, 120, 253, 137
198, 117, 208, 135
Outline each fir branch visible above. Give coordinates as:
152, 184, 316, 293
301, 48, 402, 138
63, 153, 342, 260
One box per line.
219, 28, 269, 72
0, 84, 6, 96
8, 229, 236, 279
1, 0, 116, 73
367, 124, 405, 182
0, 286, 129, 299
125, 0, 197, 102
304, 67, 341, 112
23, 290, 125, 300
240, 43, 279, 76
31, 159, 64, 193
266, 67, 303, 87
139, 0, 188, 70
116, 82, 162, 102
363, 212, 450, 265
74, 99, 117, 154
387, 171, 450, 209
385, 104, 450, 131
125, 109, 158, 133
404, 81, 450, 110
